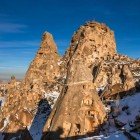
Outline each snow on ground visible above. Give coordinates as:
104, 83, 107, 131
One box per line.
57, 61, 63, 66
1, 91, 140, 140
0, 133, 4, 140
25, 91, 59, 139
133, 71, 140, 77
29, 99, 51, 140
0, 96, 6, 107
27, 91, 60, 139
80, 92, 140, 140
117, 92, 140, 130
0, 116, 10, 131
96, 85, 106, 93
44, 91, 60, 99
44, 91, 60, 108
80, 132, 127, 140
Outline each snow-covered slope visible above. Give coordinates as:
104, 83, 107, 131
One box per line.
28, 91, 59, 140
29, 99, 51, 140
80, 92, 140, 140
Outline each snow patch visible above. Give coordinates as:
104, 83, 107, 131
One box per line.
96, 85, 106, 93
44, 91, 60, 108
44, 91, 60, 98
0, 116, 10, 131
80, 93, 140, 139
57, 61, 63, 66
0, 97, 5, 107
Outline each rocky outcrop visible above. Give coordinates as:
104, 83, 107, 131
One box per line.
6, 76, 21, 93
42, 22, 137, 139
97, 62, 135, 99
63, 22, 136, 99
42, 22, 117, 139
24, 32, 60, 88
63, 22, 116, 66
21, 32, 64, 95
130, 59, 140, 90
0, 21, 139, 140
0, 32, 63, 139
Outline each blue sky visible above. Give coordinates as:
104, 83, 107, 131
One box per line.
0, 0, 140, 80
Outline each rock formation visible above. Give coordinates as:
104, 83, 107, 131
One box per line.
24, 32, 61, 91
0, 21, 140, 140
130, 59, 140, 90
42, 22, 115, 139
0, 32, 64, 139
42, 22, 137, 139
95, 61, 135, 99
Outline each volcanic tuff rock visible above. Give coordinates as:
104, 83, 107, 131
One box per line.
63, 22, 116, 66
23, 32, 64, 93
0, 32, 64, 139
0, 21, 140, 140
25, 32, 59, 85
42, 22, 115, 139
95, 60, 135, 99
42, 22, 137, 139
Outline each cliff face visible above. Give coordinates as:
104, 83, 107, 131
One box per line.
63, 22, 135, 99
0, 21, 140, 140
64, 22, 116, 67
42, 22, 135, 139
43, 22, 112, 139
0, 32, 64, 139
94, 60, 135, 99
25, 32, 60, 84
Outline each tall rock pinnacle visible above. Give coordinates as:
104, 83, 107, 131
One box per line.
0, 32, 62, 140
42, 22, 135, 139
64, 21, 116, 65
42, 22, 110, 139
0, 21, 138, 140
25, 32, 60, 85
